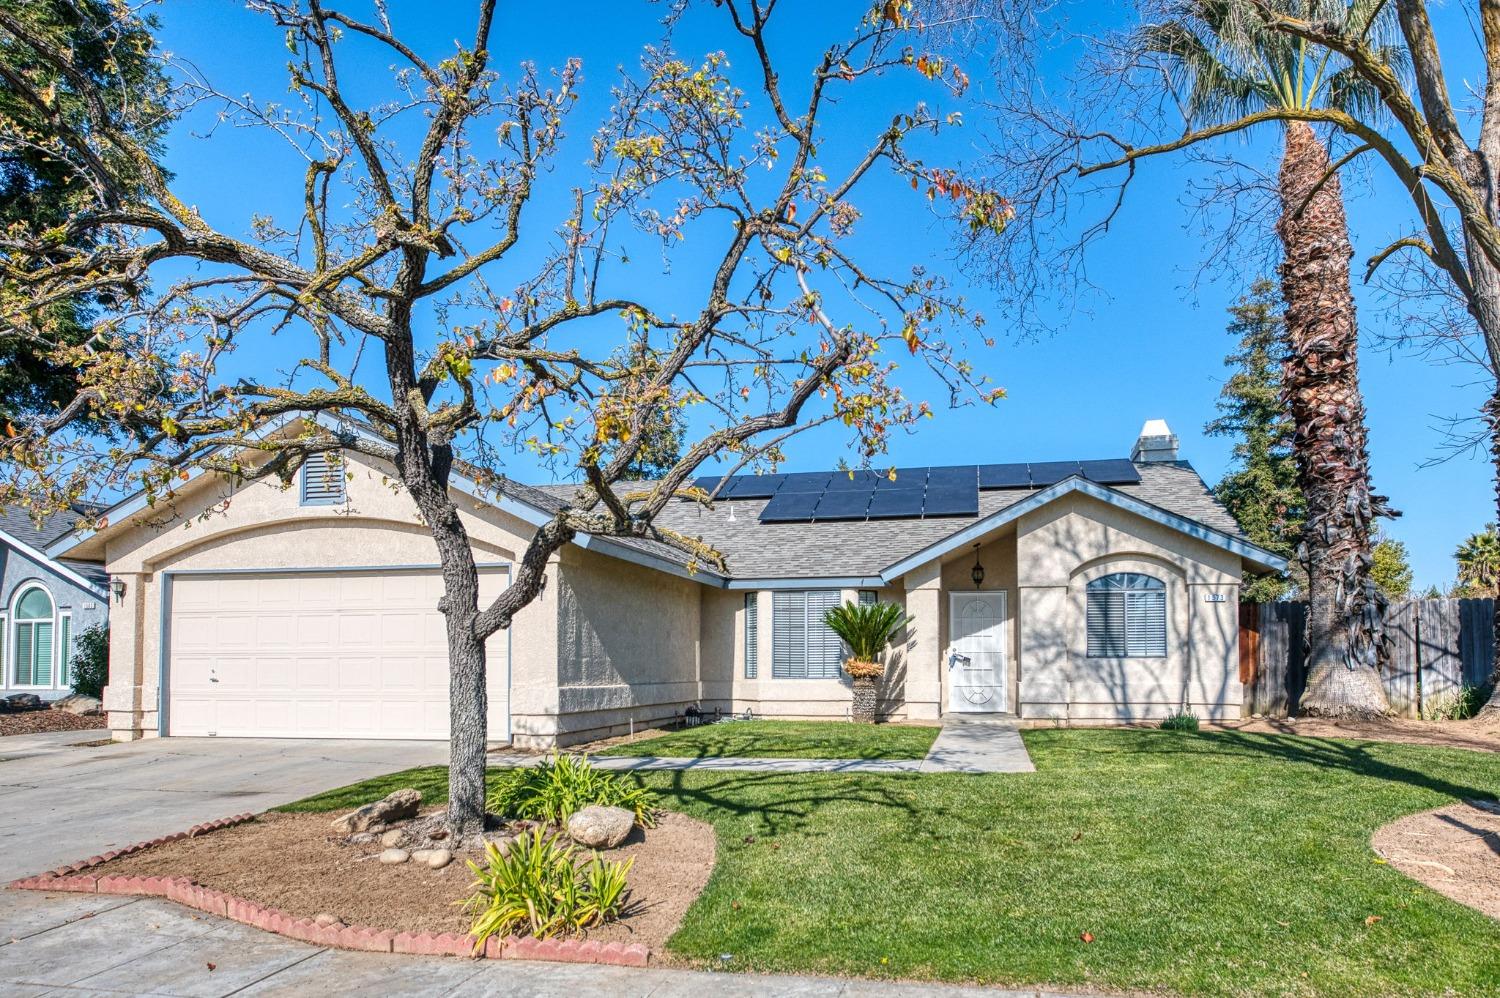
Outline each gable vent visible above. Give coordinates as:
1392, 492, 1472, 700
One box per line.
300, 451, 347, 505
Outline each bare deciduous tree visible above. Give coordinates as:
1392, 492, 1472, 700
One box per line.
0, 0, 1009, 835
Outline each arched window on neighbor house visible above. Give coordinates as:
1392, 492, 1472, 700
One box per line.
1086, 573, 1166, 658
13, 583, 56, 687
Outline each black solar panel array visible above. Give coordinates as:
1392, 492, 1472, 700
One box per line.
694, 458, 1140, 523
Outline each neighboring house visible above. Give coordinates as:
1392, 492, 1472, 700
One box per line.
48, 416, 1286, 746
0, 507, 109, 701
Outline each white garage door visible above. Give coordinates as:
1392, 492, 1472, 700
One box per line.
166, 568, 510, 740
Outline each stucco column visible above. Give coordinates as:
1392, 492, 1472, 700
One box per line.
104, 571, 148, 741
902, 561, 943, 720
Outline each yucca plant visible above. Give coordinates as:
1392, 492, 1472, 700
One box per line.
823, 600, 910, 722
486, 754, 658, 828
463, 826, 634, 948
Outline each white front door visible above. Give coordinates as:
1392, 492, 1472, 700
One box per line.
947, 592, 1008, 713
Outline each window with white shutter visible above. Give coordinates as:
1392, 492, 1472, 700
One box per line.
1086, 573, 1166, 658
300, 451, 346, 505
744, 592, 758, 679
772, 590, 844, 678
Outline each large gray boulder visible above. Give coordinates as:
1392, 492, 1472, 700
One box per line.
53, 694, 102, 716
566, 805, 635, 849
330, 788, 423, 835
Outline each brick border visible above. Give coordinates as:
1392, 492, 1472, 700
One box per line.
7, 813, 648, 968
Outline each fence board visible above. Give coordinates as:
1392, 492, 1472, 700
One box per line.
1243, 597, 1494, 718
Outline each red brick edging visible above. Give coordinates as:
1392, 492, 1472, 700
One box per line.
7, 814, 649, 968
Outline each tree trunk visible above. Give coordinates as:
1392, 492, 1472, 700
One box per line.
851, 676, 878, 723
1276, 121, 1391, 719
1483, 390, 1500, 714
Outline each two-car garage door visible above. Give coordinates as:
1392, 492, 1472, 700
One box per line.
165, 568, 509, 740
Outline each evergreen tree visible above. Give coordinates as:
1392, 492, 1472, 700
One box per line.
0, 0, 171, 427
1371, 531, 1413, 601
1206, 280, 1304, 602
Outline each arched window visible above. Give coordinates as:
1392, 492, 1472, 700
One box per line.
1086, 573, 1166, 658
14, 584, 56, 686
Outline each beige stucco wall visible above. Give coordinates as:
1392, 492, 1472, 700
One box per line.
514, 544, 703, 748
723, 585, 909, 722
1014, 492, 1242, 721
96, 451, 552, 741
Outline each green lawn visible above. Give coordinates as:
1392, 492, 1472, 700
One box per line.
593, 719, 940, 760
281, 730, 1500, 996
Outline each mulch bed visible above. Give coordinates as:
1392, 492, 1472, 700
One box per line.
0, 710, 105, 737
90, 807, 716, 949
1373, 799, 1500, 920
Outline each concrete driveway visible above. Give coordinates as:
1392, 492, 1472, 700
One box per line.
0, 732, 448, 883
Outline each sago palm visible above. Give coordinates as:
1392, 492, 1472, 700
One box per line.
1141, 0, 1403, 717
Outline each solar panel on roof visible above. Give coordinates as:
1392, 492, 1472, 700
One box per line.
814, 490, 874, 520
692, 475, 724, 493
779, 471, 831, 493
1078, 459, 1141, 485
978, 463, 1031, 489
722, 474, 784, 499
877, 467, 929, 489
758, 489, 822, 522
824, 470, 882, 491
1028, 461, 1083, 487
866, 488, 925, 519
926, 465, 976, 487
923, 485, 980, 517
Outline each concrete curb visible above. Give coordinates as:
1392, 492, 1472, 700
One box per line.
6, 813, 650, 968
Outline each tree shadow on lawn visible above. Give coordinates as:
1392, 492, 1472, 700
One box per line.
634, 769, 922, 836
1053, 729, 1500, 805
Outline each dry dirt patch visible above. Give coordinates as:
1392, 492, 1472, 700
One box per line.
1372, 800, 1500, 920
94, 808, 717, 947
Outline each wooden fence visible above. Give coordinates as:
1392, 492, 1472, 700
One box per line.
1241, 598, 1495, 718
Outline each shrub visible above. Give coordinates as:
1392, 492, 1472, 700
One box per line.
486, 754, 658, 828
71, 624, 109, 699
464, 826, 633, 945
1159, 711, 1199, 732
1421, 684, 1486, 721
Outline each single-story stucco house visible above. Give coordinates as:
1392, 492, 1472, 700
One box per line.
47, 417, 1286, 747
0, 507, 110, 702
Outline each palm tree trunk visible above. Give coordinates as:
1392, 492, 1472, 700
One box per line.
1276, 120, 1391, 718
1482, 390, 1500, 714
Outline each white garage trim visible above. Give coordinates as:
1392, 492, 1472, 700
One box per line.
157, 562, 512, 741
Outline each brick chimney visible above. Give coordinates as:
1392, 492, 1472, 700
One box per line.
1131, 418, 1179, 464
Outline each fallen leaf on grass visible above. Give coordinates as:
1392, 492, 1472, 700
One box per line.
1080, 931, 1094, 943
1364, 916, 1382, 927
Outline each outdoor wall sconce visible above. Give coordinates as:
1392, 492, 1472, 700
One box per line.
970, 543, 985, 586
111, 577, 127, 604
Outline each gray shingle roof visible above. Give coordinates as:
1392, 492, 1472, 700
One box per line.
0, 505, 109, 588
526, 461, 1245, 581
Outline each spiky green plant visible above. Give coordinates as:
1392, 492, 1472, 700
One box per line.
1159, 711, 1201, 732
463, 826, 634, 946
486, 754, 658, 828
822, 600, 910, 673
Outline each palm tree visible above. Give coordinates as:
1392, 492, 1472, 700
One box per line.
823, 600, 910, 723
1141, 0, 1401, 717
1456, 525, 1500, 598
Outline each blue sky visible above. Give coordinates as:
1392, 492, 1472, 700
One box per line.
147, 0, 1491, 590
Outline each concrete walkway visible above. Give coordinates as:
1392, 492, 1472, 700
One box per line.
0, 889, 1078, 997
502, 717, 1036, 776
919, 716, 1036, 774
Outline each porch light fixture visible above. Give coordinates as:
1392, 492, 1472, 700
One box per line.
110, 576, 127, 604
970, 543, 985, 586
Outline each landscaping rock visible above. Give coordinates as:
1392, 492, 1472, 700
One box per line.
52, 694, 102, 716
379, 829, 407, 848
313, 912, 344, 928
566, 805, 635, 849
5, 693, 43, 711
378, 848, 410, 865
411, 848, 453, 870
330, 788, 423, 835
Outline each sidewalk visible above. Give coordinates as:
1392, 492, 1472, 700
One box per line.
0, 889, 1078, 997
